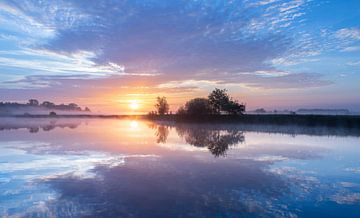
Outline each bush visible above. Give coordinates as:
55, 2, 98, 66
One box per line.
182, 98, 215, 115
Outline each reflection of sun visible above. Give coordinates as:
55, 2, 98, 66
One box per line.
129, 100, 140, 110
130, 120, 139, 129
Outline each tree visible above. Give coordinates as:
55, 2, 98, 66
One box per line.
155, 96, 169, 115
223, 100, 245, 115
255, 108, 266, 113
176, 106, 187, 115
182, 98, 214, 115
28, 99, 39, 106
208, 88, 230, 114
68, 103, 81, 111
42, 101, 55, 108
208, 88, 245, 115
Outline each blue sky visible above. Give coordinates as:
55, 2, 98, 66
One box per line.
0, 0, 359, 112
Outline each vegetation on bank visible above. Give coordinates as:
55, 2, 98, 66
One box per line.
146, 88, 360, 129
0, 99, 91, 115
149, 88, 245, 116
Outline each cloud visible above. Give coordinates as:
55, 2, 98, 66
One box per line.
342, 46, 360, 52
24, 1, 305, 75
336, 28, 360, 40
0, 0, 327, 92
5, 0, 360, 111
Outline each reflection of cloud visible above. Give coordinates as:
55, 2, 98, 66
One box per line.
345, 167, 360, 173
1, 119, 360, 216
347, 60, 360, 66
0, 140, 158, 216
331, 193, 360, 205
254, 155, 288, 162
0, 141, 154, 179
38, 157, 294, 217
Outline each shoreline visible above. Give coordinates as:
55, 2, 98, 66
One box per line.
1, 114, 359, 128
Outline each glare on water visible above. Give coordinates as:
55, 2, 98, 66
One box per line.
0, 118, 360, 217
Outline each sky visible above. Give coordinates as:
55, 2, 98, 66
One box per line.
0, 0, 359, 114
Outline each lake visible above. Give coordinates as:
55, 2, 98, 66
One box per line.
1, 118, 360, 217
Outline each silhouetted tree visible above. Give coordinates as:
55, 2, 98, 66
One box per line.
68, 103, 81, 111
28, 99, 39, 106
155, 97, 169, 115
176, 106, 187, 115
223, 100, 245, 115
183, 98, 215, 115
208, 88, 245, 115
208, 88, 230, 114
42, 101, 55, 107
255, 108, 266, 113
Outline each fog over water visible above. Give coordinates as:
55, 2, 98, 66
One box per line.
1, 118, 360, 217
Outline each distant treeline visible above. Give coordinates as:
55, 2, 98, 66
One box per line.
0, 99, 91, 115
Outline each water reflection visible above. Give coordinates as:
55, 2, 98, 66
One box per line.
175, 125, 245, 157
0, 118, 80, 133
1, 118, 360, 217
149, 123, 170, 144
41, 157, 291, 217
150, 123, 245, 157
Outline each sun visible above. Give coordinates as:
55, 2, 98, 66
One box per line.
129, 100, 140, 110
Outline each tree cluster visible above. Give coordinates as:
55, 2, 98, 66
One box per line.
177, 88, 245, 115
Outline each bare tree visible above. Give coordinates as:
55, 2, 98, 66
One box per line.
155, 96, 169, 115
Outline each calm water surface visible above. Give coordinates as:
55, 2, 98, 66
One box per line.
1, 118, 360, 217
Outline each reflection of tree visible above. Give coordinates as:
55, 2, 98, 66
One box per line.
0, 119, 81, 133
148, 123, 170, 144
150, 123, 245, 157
155, 126, 169, 143
29, 127, 39, 133
176, 126, 245, 157
207, 131, 245, 157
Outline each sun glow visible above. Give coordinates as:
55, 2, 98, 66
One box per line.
129, 100, 140, 110
129, 120, 139, 129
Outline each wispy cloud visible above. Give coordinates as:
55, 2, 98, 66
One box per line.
336, 28, 360, 40
341, 46, 360, 52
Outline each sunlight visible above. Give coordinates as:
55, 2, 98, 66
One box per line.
129, 100, 140, 110
129, 120, 139, 130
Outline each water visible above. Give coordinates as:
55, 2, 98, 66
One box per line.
0, 118, 360, 217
